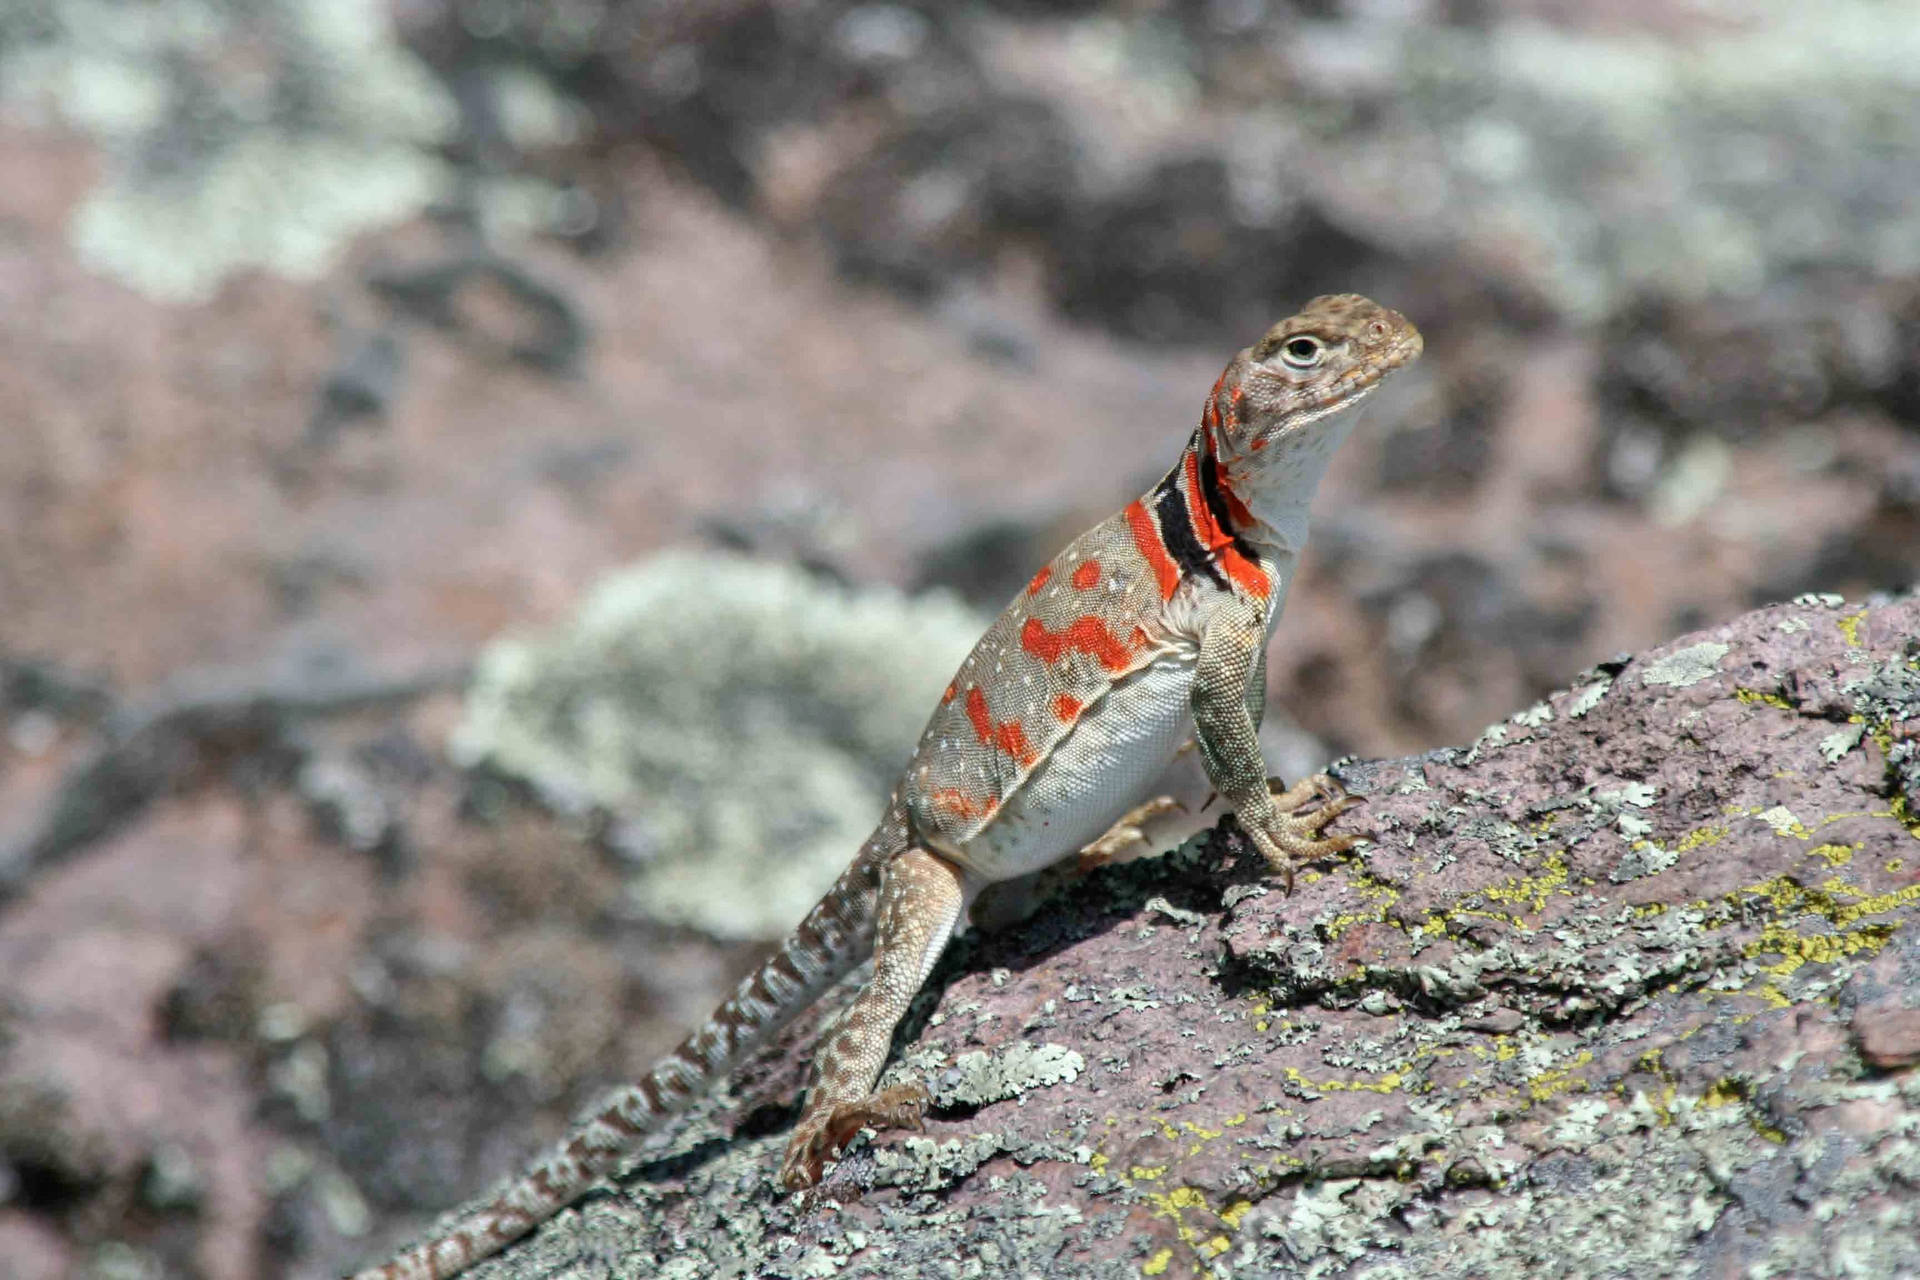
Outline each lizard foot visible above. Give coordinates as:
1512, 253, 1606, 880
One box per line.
1080, 795, 1186, 868
1268, 772, 1356, 817
1241, 792, 1368, 894
779, 1082, 930, 1191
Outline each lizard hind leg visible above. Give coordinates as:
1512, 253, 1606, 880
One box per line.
780, 847, 967, 1191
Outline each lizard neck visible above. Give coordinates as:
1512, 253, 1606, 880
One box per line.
1135, 397, 1364, 605
1205, 397, 1366, 557
1138, 429, 1280, 603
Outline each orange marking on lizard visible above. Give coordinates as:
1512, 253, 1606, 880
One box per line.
1124, 500, 1181, 600
941, 681, 956, 705
1026, 564, 1052, 595
964, 686, 992, 740
1201, 431, 1260, 529
1184, 450, 1270, 599
1020, 615, 1134, 673
1071, 559, 1101, 590
1218, 467, 1256, 529
1052, 693, 1083, 722
964, 685, 1039, 766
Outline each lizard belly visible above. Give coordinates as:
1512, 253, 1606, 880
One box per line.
949, 655, 1194, 883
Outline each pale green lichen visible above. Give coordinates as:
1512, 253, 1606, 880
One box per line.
934, 1042, 1086, 1109
1820, 723, 1866, 763
0, 0, 457, 300
1640, 642, 1730, 689
1566, 678, 1612, 718
1598, 782, 1657, 809
455, 552, 984, 939
1401, 7, 1920, 316
1511, 701, 1553, 729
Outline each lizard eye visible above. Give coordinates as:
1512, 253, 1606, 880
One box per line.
1279, 335, 1324, 369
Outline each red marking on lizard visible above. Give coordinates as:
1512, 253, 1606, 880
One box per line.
1020, 615, 1134, 673
1071, 559, 1101, 590
1026, 565, 1052, 595
1124, 500, 1181, 600
1183, 450, 1270, 599
929, 787, 991, 820
1052, 694, 1083, 722
964, 686, 1039, 766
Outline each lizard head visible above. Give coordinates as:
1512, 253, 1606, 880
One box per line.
1206, 293, 1423, 459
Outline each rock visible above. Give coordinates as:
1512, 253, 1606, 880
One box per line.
384, 592, 1920, 1279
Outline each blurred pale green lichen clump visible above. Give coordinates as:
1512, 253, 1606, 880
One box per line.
453, 553, 986, 941
1363, 3, 1920, 315
0, 0, 456, 301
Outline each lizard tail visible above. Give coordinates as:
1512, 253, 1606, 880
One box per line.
348, 852, 884, 1280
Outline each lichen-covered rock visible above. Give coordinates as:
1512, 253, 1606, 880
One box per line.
432, 591, 1920, 1280
453, 552, 985, 940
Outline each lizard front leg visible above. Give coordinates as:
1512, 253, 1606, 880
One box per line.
780, 846, 967, 1189
1191, 596, 1362, 891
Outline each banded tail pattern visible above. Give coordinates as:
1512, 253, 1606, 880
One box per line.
351, 852, 886, 1280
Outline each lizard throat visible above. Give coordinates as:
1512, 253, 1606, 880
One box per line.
1208, 393, 1371, 555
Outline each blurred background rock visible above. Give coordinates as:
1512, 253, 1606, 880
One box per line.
0, 0, 1914, 1275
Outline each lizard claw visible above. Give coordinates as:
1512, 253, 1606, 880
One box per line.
1241, 786, 1368, 894
1268, 772, 1352, 815
779, 1082, 930, 1191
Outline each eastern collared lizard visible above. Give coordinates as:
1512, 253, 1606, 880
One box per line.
353, 293, 1423, 1279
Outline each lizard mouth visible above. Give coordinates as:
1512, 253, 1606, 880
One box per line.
1253, 326, 1423, 449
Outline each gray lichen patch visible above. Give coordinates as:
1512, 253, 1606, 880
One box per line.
455, 552, 984, 939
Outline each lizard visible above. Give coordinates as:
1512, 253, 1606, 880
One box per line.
351, 293, 1423, 1280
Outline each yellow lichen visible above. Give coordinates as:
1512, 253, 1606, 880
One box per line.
1142, 1248, 1173, 1275
1674, 825, 1728, 854
1283, 1066, 1405, 1095
1701, 1078, 1743, 1108
1889, 794, 1920, 839
1808, 842, 1857, 867
1525, 1050, 1594, 1103
1836, 608, 1869, 647
1735, 687, 1796, 711
1734, 873, 1920, 976
1480, 849, 1572, 914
